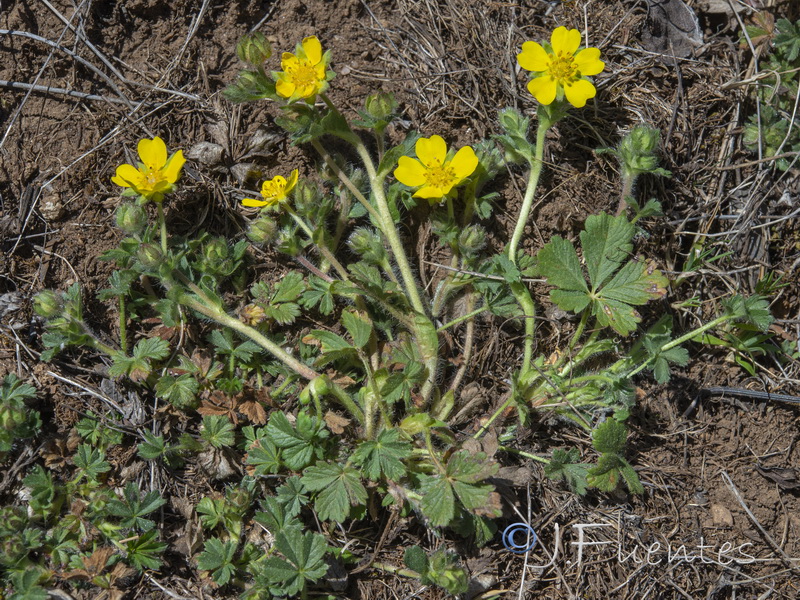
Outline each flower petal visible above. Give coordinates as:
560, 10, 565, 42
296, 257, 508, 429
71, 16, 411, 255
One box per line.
574, 47, 604, 76
280, 52, 299, 71
394, 156, 428, 187
527, 76, 558, 105
112, 164, 145, 188
242, 197, 268, 207
449, 146, 479, 180
138, 137, 167, 170
413, 184, 448, 200
285, 169, 299, 194
550, 26, 581, 56
563, 78, 596, 108
415, 135, 447, 167
517, 41, 550, 72
301, 36, 322, 65
162, 150, 185, 184
275, 76, 296, 99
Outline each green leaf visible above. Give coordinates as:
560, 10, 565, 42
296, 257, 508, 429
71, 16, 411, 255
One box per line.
586, 452, 625, 492
419, 475, 455, 527
723, 295, 773, 331
125, 530, 166, 571
537, 236, 589, 300
74, 444, 110, 480
247, 438, 281, 475
301, 462, 367, 523
272, 271, 305, 304
197, 497, 228, 530
137, 431, 169, 460
581, 213, 634, 290
134, 336, 171, 361
1, 374, 37, 405
544, 448, 590, 495
265, 528, 329, 596
351, 429, 411, 481
200, 415, 236, 449
592, 418, 627, 455
155, 374, 199, 409
340, 309, 372, 348
403, 545, 429, 574
9, 569, 48, 600
266, 411, 328, 471
254, 496, 297, 536
276, 477, 308, 517
107, 483, 166, 531
197, 537, 239, 585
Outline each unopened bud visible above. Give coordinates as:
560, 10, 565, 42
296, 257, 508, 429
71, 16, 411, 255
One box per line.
137, 243, 163, 268
115, 203, 147, 233
247, 217, 277, 244
33, 290, 62, 318
458, 225, 486, 257
236, 32, 272, 66
364, 93, 397, 121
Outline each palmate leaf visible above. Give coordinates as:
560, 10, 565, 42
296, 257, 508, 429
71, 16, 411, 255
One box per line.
580, 212, 634, 289
419, 450, 499, 527
106, 482, 166, 531
352, 429, 412, 481
538, 213, 668, 335
264, 528, 328, 596
266, 411, 328, 471
544, 448, 590, 496
197, 537, 238, 585
301, 461, 367, 523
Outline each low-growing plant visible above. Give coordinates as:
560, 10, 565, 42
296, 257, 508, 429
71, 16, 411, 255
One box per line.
27, 25, 779, 598
742, 14, 800, 170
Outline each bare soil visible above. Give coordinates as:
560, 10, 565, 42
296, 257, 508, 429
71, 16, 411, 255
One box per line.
2, 0, 800, 598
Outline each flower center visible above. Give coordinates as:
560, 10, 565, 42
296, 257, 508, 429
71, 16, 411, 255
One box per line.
548, 53, 579, 83
424, 160, 457, 190
144, 171, 162, 188
262, 182, 284, 201
287, 59, 318, 89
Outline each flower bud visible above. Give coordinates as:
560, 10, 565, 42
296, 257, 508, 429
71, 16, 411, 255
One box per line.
137, 243, 163, 268
458, 225, 486, 257
203, 238, 228, 264
240, 304, 266, 326
115, 202, 147, 233
236, 32, 272, 66
33, 290, 62, 318
247, 217, 277, 245
618, 126, 667, 179
364, 92, 397, 121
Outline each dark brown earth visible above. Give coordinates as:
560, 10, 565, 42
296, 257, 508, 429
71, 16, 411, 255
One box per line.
2, 0, 800, 598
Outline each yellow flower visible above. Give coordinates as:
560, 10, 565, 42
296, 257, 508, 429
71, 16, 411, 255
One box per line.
517, 26, 605, 108
274, 36, 332, 101
394, 135, 479, 200
111, 136, 185, 200
242, 170, 299, 208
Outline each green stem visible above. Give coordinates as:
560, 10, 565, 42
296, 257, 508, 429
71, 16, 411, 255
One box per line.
625, 313, 732, 379
353, 141, 426, 315
311, 139, 383, 225
498, 445, 550, 464
511, 281, 536, 375
286, 207, 350, 281
118, 295, 127, 353
157, 202, 168, 253
508, 119, 548, 265
172, 279, 319, 381
473, 394, 514, 439
436, 305, 487, 333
